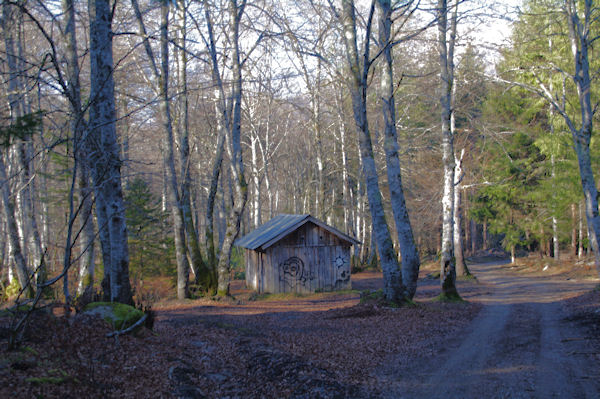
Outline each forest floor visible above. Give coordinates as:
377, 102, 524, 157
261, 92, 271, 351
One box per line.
0, 254, 598, 398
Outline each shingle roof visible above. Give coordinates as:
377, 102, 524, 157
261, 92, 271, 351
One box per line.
235, 214, 360, 251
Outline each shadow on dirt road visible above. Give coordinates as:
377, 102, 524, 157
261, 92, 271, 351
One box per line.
379, 260, 600, 399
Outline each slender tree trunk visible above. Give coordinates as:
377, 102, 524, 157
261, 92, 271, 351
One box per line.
464, 195, 471, 255
250, 135, 261, 228
174, 2, 207, 292
131, 0, 191, 299
2, 2, 39, 293
337, 92, 352, 235
483, 221, 488, 250
571, 203, 577, 256
454, 149, 469, 276
0, 155, 31, 297
159, 3, 190, 300
210, 0, 249, 296
62, 0, 96, 298
76, 166, 96, 297
377, 0, 420, 299
202, 102, 225, 291
438, 0, 459, 298
578, 200, 584, 258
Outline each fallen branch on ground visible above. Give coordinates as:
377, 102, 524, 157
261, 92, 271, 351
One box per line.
106, 314, 147, 338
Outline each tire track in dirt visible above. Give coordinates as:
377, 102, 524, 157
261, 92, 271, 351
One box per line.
379, 260, 600, 398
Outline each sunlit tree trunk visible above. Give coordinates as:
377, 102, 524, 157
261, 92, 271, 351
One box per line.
377, 0, 420, 299
565, 0, 599, 275
340, 0, 405, 303
336, 91, 352, 235
438, 0, 459, 298
250, 134, 261, 228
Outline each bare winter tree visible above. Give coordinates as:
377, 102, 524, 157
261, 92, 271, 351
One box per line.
376, 0, 422, 299
336, 0, 407, 303
61, 0, 97, 299
438, 0, 460, 299
201, 0, 250, 296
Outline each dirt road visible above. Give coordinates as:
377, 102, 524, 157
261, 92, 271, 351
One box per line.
379, 261, 600, 398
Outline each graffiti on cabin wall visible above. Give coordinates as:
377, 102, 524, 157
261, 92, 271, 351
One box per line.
334, 255, 350, 283
279, 256, 314, 288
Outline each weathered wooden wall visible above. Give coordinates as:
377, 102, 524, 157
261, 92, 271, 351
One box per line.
245, 223, 352, 294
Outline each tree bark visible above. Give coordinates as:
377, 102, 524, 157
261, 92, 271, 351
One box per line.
88, 0, 132, 304
578, 200, 584, 258
61, 0, 96, 298
377, 0, 420, 299
454, 149, 469, 276
565, 0, 600, 275
202, 97, 225, 291
159, 3, 190, 300
1, 2, 43, 292
203, 0, 249, 296
0, 155, 31, 297
571, 203, 577, 256
438, 0, 459, 298
339, 0, 405, 303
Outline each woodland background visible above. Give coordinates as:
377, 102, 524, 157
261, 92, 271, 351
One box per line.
0, 0, 598, 305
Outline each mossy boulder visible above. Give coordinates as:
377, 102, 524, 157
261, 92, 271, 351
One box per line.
82, 302, 143, 331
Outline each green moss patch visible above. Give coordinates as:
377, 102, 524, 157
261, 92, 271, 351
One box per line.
82, 302, 144, 331
433, 292, 464, 302
26, 369, 76, 385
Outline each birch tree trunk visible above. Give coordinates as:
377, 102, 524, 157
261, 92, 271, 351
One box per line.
202, 97, 225, 291
340, 0, 406, 303
571, 203, 577, 256
1, 2, 43, 291
159, 3, 190, 300
453, 149, 469, 276
173, 1, 209, 294
565, 0, 600, 275
250, 135, 261, 228
0, 155, 31, 297
336, 91, 352, 235
61, 0, 96, 297
438, 0, 459, 298
131, 0, 193, 298
578, 200, 584, 258
377, 0, 420, 299
215, 0, 249, 296
202, 0, 248, 296
88, 0, 132, 304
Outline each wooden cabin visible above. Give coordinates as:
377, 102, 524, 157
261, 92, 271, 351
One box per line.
236, 214, 360, 294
